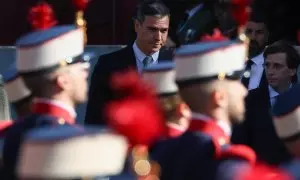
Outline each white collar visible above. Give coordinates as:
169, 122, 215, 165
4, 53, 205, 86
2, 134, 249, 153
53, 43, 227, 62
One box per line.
186, 4, 203, 20
166, 122, 186, 131
34, 98, 77, 118
268, 86, 279, 98
191, 112, 232, 136
251, 52, 264, 65
269, 84, 293, 98
132, 42, 159, 63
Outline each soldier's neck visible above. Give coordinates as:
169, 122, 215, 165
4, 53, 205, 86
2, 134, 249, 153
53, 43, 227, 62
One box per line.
48, 95, 75, 111
192, 108, 231, 126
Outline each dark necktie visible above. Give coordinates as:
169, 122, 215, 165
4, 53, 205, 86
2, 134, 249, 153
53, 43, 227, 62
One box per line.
241, 59, 254, 88
143, 56, 153, 68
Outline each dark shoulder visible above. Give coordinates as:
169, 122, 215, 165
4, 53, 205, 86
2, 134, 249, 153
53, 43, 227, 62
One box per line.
158, 47, 175, 60
247, 87, 262, 98
215, 159, 250, 180
246, 87, 268, 104
98, 46, 132, 62
150, 131, 216, 159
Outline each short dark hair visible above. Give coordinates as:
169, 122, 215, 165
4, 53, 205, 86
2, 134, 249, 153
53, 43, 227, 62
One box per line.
135, 0, 170, 22
264, 40, 300, 83
159, 93, 182, 123
22, 74, 54, 98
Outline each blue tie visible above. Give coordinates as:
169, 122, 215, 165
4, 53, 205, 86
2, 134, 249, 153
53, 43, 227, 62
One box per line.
143, 56, 153, 68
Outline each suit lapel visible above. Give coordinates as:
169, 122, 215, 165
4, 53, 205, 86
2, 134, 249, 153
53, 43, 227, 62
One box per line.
122, 46, 137, 69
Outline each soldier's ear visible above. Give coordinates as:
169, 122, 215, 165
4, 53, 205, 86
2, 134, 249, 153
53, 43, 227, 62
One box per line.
56, 74, 71, 91
211, 88, 228, 109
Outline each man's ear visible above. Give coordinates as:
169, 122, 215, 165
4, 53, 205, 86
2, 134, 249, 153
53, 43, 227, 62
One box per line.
211, 88, 228, 108
289, 68, 297, 78
56, 74, 70, 91
134, 19, 141, 33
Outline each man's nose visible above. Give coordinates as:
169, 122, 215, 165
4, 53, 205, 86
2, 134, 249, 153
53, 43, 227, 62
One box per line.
266, 68, 275, 76
154, 31, 161, 41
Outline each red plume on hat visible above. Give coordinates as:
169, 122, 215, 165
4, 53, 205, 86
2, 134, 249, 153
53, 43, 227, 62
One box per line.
230, 0, 252, 27
201, 28, 229, 42
72, 0, 89, 11
28, 2, 57, 30
105, 69, 167, 147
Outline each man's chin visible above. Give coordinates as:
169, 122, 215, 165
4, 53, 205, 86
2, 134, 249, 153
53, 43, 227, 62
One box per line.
151, 45, 162, 51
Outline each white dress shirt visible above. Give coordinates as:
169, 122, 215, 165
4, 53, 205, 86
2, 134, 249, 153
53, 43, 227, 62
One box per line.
248, 53, 265, 90
269, 84, 292, 107
191, 112, 232, 136
268, 86, 279, 108
132, 42, 159, 72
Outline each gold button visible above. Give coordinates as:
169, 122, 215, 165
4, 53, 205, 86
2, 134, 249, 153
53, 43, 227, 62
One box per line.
218, 72, 226, 80
134, 159, 151, 176
58, 118, 65, 125
218, 138, 227, 146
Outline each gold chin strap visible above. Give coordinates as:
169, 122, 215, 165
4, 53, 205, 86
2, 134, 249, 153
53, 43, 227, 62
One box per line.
132, 145, 161, 180
75, 10, 87, 45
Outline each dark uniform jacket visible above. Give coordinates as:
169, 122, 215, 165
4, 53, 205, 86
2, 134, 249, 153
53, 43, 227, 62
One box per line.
2, 99, 76, 180
150, 116, 256, 180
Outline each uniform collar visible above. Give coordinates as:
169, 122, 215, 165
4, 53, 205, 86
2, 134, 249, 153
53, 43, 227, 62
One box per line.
188, 112, 231, 145
132, 41, 159, 64
166, 122, 186, 137
190, 113, 232, 136
31, 98, 76, 124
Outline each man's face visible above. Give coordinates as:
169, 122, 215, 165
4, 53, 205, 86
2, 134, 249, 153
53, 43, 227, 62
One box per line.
245, 21, 268, 58
135, 15, 169, 55
226, 81, 248, 124
66, 62, 90, 104
265, 53, 296, 90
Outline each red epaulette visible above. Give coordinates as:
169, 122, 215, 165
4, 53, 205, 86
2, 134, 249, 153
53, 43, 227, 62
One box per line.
0, 120, 13, 137
0, 120, 13, 130
217, 145, 256, 165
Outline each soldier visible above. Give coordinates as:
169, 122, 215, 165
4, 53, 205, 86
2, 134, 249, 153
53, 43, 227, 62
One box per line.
2, 2, 92, 179
3, 63, 33, 118
16, 125, 129, 180
104, 46, 291, 180
142, 61, 189, 137
149, 31, 258, 179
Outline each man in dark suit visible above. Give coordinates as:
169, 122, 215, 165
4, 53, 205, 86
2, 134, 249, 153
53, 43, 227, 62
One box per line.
241, 11, 269, 91
85, 0, 173, 125
232, 41, 300, 165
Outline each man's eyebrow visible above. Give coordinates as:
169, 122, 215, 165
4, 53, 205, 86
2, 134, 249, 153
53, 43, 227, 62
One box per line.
147, 26, 168, 29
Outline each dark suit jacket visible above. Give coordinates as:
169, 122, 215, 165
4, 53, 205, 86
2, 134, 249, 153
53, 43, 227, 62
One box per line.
85, 46, 174, 125
231, 86, 291, 165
